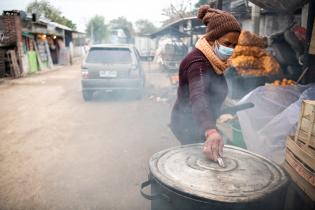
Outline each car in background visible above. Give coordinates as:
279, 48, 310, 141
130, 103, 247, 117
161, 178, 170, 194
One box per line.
81, 44, 145, 101
134, 36, 157, 61
155, 38, 188, 71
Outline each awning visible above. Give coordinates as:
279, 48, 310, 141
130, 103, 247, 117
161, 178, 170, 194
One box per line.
248, 0, 309, 13
150, 17, 207, 38
150, 27, 190, 38
22, 32, 34, 39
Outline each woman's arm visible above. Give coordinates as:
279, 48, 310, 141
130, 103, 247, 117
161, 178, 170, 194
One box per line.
187, 61, 217, 133
187, 61, 224, 161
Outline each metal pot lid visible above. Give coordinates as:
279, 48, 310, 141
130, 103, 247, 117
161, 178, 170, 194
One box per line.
149, 144, 288, 203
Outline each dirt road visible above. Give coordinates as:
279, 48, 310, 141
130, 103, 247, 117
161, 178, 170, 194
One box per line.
0, 63, 179, 210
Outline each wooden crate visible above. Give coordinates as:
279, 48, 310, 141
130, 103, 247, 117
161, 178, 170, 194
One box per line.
285, 148, 315, 187
6, 50, 21, 78
284, 100, 315, 200
294, 100, 315, 157
283, 161, 315, 201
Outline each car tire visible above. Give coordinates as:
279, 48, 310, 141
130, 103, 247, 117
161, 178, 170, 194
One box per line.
136, 78, 145, 99
82, 90, 93, 101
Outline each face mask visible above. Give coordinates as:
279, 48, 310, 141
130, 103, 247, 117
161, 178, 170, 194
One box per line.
214, 40, 234, 60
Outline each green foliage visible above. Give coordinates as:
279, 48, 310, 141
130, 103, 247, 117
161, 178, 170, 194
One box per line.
135, 19, 157, 35
26, 0, 76, 30
86, 15, 109, 44
109, 17, 134, 38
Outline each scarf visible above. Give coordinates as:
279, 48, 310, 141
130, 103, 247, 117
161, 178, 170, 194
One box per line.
195, 36, 229, 75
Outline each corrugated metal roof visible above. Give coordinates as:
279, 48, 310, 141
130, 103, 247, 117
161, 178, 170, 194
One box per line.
150, 17, 204, 38
25, 13, 73, 31
49, 22, 72, 31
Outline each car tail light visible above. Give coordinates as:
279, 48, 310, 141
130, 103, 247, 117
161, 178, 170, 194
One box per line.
81, 70, 89, 79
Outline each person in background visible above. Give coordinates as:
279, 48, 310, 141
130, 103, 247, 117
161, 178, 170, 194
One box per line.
170, 5, 241, 162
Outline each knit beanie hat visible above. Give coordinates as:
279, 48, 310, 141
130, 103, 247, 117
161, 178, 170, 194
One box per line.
197, 5, 241, 41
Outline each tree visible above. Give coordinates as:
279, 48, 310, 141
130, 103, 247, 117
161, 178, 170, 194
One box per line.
161, 0, 193, 25
86, 15, 109, 44
109, 17, 134, 40
26, 0, 77, 30
135, 19, 157, 35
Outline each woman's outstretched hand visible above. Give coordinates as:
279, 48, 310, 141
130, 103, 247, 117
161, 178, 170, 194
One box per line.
203, 129, 224, 161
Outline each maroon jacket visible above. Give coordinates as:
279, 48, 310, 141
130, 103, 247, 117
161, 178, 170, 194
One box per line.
170, 48, 228, 143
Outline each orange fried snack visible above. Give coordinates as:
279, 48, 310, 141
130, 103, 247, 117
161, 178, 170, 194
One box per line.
231, 55, 262, 69
237, 68, 265, 76
232, 45, 267, 58
273, 80, 280, 86
238, 31, 268, 48
231, 31, 280, 76
261, 55, 280, 74
287, 80, 295, 85
281, 79, 288, 86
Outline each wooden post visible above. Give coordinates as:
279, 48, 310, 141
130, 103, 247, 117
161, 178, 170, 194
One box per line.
216, 0, 223, 9
303, 0, 315, 83
251, 5, 261, 34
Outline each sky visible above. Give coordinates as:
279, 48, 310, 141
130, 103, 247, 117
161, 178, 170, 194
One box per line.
0, 0, 198, 32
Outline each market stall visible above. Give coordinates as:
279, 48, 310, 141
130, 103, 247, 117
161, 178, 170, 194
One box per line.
142, 1, 315, 209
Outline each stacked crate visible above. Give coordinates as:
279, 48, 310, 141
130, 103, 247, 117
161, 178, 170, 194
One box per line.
7, 50, 20, 77
284, 100, 315, 200
0, 49, 5, 77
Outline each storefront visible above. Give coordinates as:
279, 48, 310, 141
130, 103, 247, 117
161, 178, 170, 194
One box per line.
22, 31, 38, 73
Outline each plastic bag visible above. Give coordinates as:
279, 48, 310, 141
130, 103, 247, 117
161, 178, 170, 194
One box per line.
237, 84, 315, 163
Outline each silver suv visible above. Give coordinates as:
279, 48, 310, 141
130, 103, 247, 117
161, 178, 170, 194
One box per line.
81, 44, 145, 101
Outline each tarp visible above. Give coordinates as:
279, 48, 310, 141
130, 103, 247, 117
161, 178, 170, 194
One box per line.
237, 84, 315, 164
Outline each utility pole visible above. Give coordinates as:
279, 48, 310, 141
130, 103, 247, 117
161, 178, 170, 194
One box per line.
216, 0, 223, 9
90, 22, 94, 44
251, 4, 261, 34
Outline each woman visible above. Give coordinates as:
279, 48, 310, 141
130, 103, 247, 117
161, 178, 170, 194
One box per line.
170, 5, 241, 162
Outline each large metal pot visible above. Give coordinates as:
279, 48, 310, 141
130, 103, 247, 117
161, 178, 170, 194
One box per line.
141, 144, 288, 210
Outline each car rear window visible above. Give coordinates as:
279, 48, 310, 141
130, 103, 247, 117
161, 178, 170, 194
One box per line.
86, 48, 132, 64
